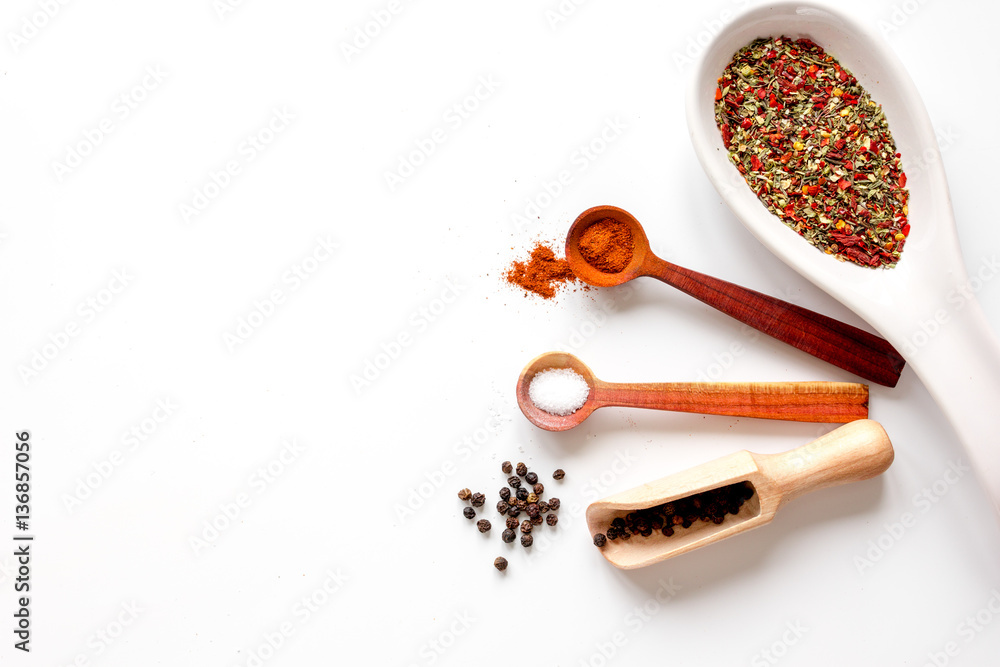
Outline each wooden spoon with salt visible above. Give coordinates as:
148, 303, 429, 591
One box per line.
516, 351, 868, 431
565, 206, 905, 387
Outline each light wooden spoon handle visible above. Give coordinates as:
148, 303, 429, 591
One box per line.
754, 419, 894, 506
593, 381, 868, 423
642, 255, 905, 387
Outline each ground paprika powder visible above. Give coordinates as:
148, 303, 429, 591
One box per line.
578, 218, 634, 273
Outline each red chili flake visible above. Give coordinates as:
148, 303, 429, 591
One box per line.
715, 87, 723, 101
750, 155, 763, 171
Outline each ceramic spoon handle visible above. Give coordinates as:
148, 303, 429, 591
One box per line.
898, 299, 1000, 517
643, 256, 905, 387
594, 381, 868, 423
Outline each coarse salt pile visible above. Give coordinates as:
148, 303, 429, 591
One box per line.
528, 368, 590, 416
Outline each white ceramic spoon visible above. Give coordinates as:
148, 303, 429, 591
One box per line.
686, 0, 1000, 515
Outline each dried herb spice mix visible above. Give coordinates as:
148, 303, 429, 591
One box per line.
715, 37, 910, 268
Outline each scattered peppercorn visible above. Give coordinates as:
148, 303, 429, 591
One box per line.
508, 476, 521, 489
531, 514, 543, 526
502, 528, 516, 543
501, 461, 513, 474
520, 520, 532, 534
516, 462, 528, 476
538, 501, 549, 513
532, 483, 544, 495
507, 506, 521, 518
516, 487, 528, 501
463, 507, 476, 520
458, 488, 472, 501
477, 520, 491, 533
552, 469, 565, 480
593, 533, 607, 547
526, 493, 538, 504
521, 534, 533, 548
494, 556, 508, 572
497, 500, 509, 514
525, 472, 538, 485
470, 492, 485, 507
526, 503, 540, 519
546, 514, 558, 527
514, 499, 526, 510
499, 487, 511, 501
506, 516, 518, 530
548, 498, 561, 510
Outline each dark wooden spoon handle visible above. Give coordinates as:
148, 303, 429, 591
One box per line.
644, 256, 905, 387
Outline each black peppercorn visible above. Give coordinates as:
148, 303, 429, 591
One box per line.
526, 503, 540, 518
494, 556, 508, 571
531, 514, 543, 526
538, 501, 549, 513
463, 507, 476, 520
497, 500, 509, 514
532, 483, 544, 495
515, 487, 528, 501
596, 482, 754, 542
546, 514, 558, 526
499, 487, 511, 501
552, 469, 565, 480
525, 472, 538, 485
502, 528, 516, 543
548, 498, 561, 510
506, 516, 518, 530
470, 492, 485, 507
501, 461, 513, 474
514, 498, 526, 509
516, 462, 527, 476
458, 488, 472, 501
593, 533, 607, 547
520, 520, 532, 534
507, 476, 521, 489
520, 534, 533, 547
477, 519, 491, 533
506, 506, 520, 518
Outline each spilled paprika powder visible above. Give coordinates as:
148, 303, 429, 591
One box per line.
504, 242, 576, 299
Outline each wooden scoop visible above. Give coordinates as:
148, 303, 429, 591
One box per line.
586, 419, 893, 569
516, 351, 869, 431
565, 205, 905, 387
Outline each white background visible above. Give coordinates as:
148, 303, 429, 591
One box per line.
2, 0, 999, 665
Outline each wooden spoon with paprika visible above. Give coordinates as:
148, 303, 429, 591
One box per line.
565, 205, 905, 387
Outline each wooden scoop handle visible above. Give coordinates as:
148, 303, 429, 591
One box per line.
643, 256, 905, 387
754, 419, 894, 506
593, 381, 868, 423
